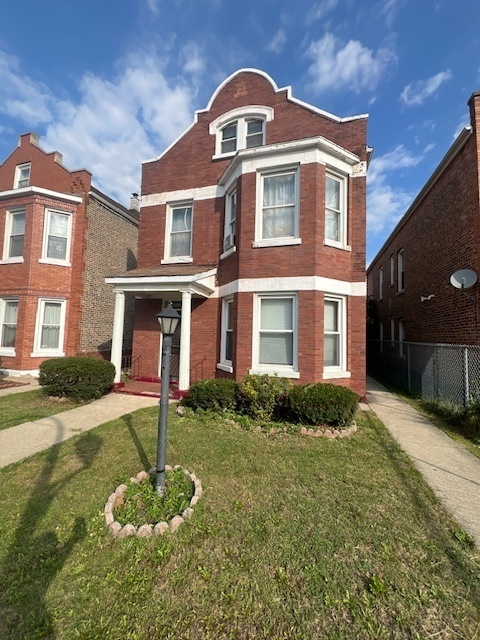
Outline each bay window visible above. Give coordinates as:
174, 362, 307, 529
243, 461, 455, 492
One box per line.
3, 209, 25, 261
325, 172, 347, 246
0, 299, 18, 355
256, 167, 299, 245
324, 296, 347, 376
41, 209, 72, 264
32, 299, 66, 356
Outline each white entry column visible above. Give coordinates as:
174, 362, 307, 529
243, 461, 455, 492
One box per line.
111, 289, 125, 383
179, 290, 192, 390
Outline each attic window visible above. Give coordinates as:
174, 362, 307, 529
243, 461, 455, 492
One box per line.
210, 106, 274, 159
14, 163, 31, 189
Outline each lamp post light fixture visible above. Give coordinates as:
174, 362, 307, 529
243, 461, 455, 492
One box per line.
155, 301, 181, 495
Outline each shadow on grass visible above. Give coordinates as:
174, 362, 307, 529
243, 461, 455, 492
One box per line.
0, 418, 102, 639
365, 411, 480, 607
122, 412, 152, 472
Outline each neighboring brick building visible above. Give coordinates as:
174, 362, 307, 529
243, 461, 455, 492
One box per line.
367, 91, 480, 352
107, 69, 370, 396
0, 132, 139, 375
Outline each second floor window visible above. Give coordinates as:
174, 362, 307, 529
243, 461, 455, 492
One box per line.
168, 204, 193, 259
325, 173, 347, 246
223, 188, 237, 251
260, 169, 297, 241
14, 163, 31, 189
379, 267, 384, 300
398, 249, 405, 292
3, 209, 25, 261
41, 209, 72, 265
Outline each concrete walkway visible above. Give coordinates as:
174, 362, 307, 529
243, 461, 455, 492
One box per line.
0, 375, 40, 397
0, 390, 159, 469
367, 377, 480, 547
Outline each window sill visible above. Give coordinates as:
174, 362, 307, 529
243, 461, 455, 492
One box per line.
0, 348, 15, 357
324, 240, 351, 252
249, 367, 300, 379
252, 238, 301, 249
323, 369, 351, 379
0, 257, 24, 265
217, 363, 234, 373
38, 258, 71, 267
397, 289, 405, 295
161, 257, 193, 264
212, 151, 236, 161
31, 351, 65, 358
220, 246, 236, 260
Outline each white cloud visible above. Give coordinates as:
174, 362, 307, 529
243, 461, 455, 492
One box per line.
266, 28, 287, 54
367, 144, 432, 234
0, 48, 200, 205
146, 0, 159, 14
306, 33, 396, 94
400, 70, 452, 106
305, 0, 339, 26
382, 0, 402, 27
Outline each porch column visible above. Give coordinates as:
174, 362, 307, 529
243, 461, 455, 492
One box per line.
111, 290, 125, 383
179, 290, 192, 390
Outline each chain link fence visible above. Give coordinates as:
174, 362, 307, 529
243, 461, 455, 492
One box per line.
368, 340, 480, 407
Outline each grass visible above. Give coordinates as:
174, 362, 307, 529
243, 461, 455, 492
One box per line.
0, 406, 479, 639
0, 389, 88, 431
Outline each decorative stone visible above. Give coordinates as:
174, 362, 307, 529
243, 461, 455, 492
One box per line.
116, 484, 128, 494
109, 521, 122, 535
104, 495, 115, 514
114, 493, 125, 508
332, 430, 340, 437
190, 495, 200, 507
300, 427, 307, 434
182, 507, 194, 520
154, 521, 169, 535
313, 430, 321, 437
176, 405, 185, 416
194, 486, 203, 499
307, 428, 314, 434
324, 429, 333, 438
129, 477, 137, 483
104, 512, 114, 527
117, 524, 136, 539
136, 471, 149, 482
174, 464, 182, 470
169, 515, 184, 532
189, 473, 197, 483
137, 524, 153, 537
165, 465, 173, 472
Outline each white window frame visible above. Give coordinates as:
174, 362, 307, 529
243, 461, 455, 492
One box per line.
31, 298, 67, 357
390, 254, 395, 286
221, 185, 237, 257
251, 293, 299, 378
2, 208, 26, 264
325, 171, 348, 249
162, 202, 194, 264
14, 163, 31, 189
379, 267, 384, 301
390, 318, 395, 347
217, 297, 234, 373
0, 298, 19, 356
253, 165, 301, 248
397, 249, 405, 292
210, 106, 273, 159
39, 208, 73, 266
323, 295, 349, 378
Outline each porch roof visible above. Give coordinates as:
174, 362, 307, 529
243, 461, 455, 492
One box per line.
105, 263, 217, 298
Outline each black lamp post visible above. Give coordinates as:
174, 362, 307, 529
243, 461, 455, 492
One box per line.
155, 301, 181, 495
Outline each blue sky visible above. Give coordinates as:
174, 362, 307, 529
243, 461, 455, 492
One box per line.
1, 0, 479, 263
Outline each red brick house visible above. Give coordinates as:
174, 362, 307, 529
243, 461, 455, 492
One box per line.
367, 91, 480, 351
0, 132, 139, 376
107, 69, 370, 396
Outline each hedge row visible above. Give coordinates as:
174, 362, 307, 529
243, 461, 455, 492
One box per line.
182, 374, 358, 428
39, 357, 116, 402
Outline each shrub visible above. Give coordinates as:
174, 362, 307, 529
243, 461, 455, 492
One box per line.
181, 378, 238, 412
236, 374, 291, 422
39, 356, 116, 402
288, 383, 358, 428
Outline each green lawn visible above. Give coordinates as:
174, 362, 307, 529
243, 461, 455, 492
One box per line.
0, 389, 87, 431
0, 406, 479, 639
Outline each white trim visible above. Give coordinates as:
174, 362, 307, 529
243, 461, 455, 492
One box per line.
219, 296, 234, 369
323, 294, 348, 377
252, 292, 298, 376
14, 163, 31, 189
164, 202, 193, 261
252, 238, 302, 248
2, 207, 25, 262
0, 297, 19, 356
142, 185, 222, 208
217, 276, 366, 298
217, 363, 234, 374
31, 298, 67, 357
325, 170, 348, 247
0, 186, 82, 204
40, 208, 73, 266
323, 370, 351, 379
255, 165, 300, 244
220, 245, 236, 260
210, 106, 274, 157
161, 257, 193, 265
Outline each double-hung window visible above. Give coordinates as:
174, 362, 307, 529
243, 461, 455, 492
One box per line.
223, 187, 237, 252
41, 209, 72, 265
32, 299, 66, 356
325, 172, 347, 246
397, 249, 405, 292
245, 118, 263, 148
3, 209, 25, 262
256, 168, 299, 245
324, 296, 348, 376
252, 294, 298, 377
218, 297, 234, 372
219, 117, 265, 155
221, 122, 237, 154
390, 255, 395, 286
164, 203, 193, 261
0, 299, 18, 355
379, 267, 383, 300
14, 163, 31, 189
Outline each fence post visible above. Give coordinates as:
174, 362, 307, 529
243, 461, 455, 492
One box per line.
463, 347, 469, 407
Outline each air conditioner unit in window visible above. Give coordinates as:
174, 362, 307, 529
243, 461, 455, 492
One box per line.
223, 234, 235, 251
